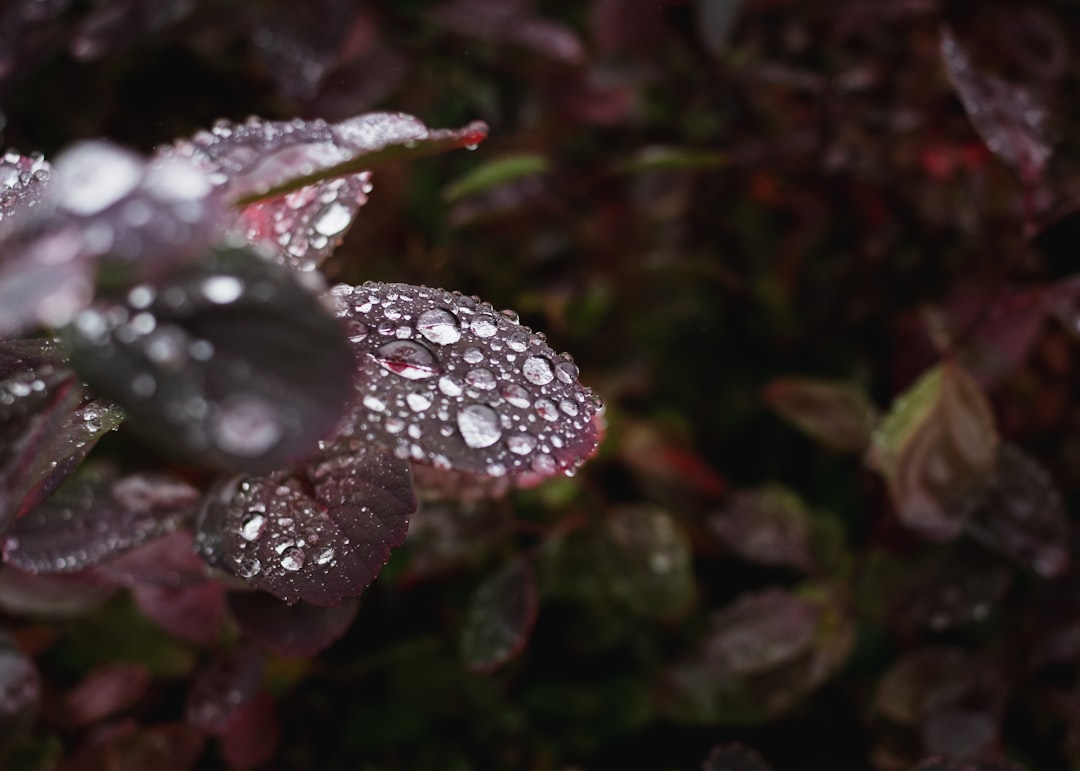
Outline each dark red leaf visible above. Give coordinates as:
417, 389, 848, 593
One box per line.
221, 690, 280, 770
186, 646, 264, 735
461, 557, 538, 672
0, 565, 115, 618
195, 442, 414, 606
899, 546, 1012, 633
600, 507, 695, 620
133, 581, 226, 647
63, 663, 151, 727
709, 486, 816, 572
67, 246, 353, 474
329, 282, 603, 481
227, 591, 358, 657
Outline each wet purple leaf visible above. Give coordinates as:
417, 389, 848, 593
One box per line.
196, 442, 415, 606
227, 591, 358, 657
3, 470, 199, 573
764, 376, 878, 454
329, 282, 603, 481
867, 362, 998, 541
0, 564, 115, 617
941, 28, 1053, 182
461, 556, 538, 672
63, 662, 151, 726
963, 443, 1068, 577
98, 530, 209, 588
67, 246, 353, 474
702, 743, 774, 771
186, 646, 264, 735
709, 486, 815, 572
0, 151, 50, 222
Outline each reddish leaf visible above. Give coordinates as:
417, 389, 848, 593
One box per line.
186, 646, 264, 735
0, 565, 115, 618
196, 442, 414, 606
764, 376, 878, 453
941, 28, 1053, 182
329, 282, 603, 481
460, 557, 538, 672
867, 362, 998, 540
709, 486, 815, 572
227, 591, 358, 657
4, 470, 198, 574
98, 530, 210, 588
64, 721, 205, 771
702, 743, 774, 771
432, 0, 585, 63
63, 663, 151, 726
220, 690, 280, 770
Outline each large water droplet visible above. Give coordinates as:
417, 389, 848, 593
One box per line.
457, 403, 502, 448
439, 375, 463, 397
313, 202, 352, 236
465, 368, 496, 390
211, 395, 283, 457
240, 514, 266, 541
523, 356, 554, 385
280, 546, 305, 572
237, 557, 261, 578
507, 434, 537, 455
501, 383, 531, 409
53, 142, 143, 215
202, 275, 244, 304
373, 340, 440, 380
406, 392, 433, 412
470, 315, 499, 338
416, 308, 462, 345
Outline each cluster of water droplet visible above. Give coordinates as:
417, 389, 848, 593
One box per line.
329, 281, 602, 480
0, 151, 48, 224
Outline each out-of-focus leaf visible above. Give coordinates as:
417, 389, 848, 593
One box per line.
431, 0, 584, 63
329, 282, 603, 481
695, 0, 743, 59
899, 546, 1013, 633
660, 586, 854, 724
70, 0, 194, 61
64, 721, 205, 771
702, 743, 774, 771
227, 591, 358, 657
617, 419, 726, 497
0, 631, 40, 727
460, 556, 538, 672
867, 362, 998, 540
4, 470, 198, 573
709, 485, 815, 572
0, 151, 49, 222
600, 507, 694, 620
196, 442, 414, 606
402, 499, 507, 579
97, 530, 209, 588
0, 566, 115, 618
910, 759, 1031, 771
764, 376, 878, 453
443, 154, 548, 203
67, 246, 353, 474
941, 28, 1053, 182
616, 146, 727, 175
63, 663, 150, 727
186, 646, 263, 735
964, 443, 1068, 577
220, 690, 279, 770
167, 112, 488, 208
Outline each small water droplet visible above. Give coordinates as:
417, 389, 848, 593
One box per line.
240, 514, 266, 541
439, 376, 463, 397
463, 347, 484, 365
315, 547, 335, 565
457, 403, 502, 448
523, 356, 554, 385
535, 398, 559, 422
374, 340, 440, 380
237, 557, 261, 578
470, 315, 498, 338
507, 331, 529, 352
313, 201, 352, 236
202, 275, 244, 305
501, 383, 531, 409
465, 368, 496, 390
507, 434, 537, 455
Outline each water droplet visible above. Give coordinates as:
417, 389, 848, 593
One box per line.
535, 398, 559, 421
313, 202, 352, 236
202, 275, 244, 304
374, 340, 440, 380
507, 331, 529, 352
236, 557, 261, 578
555, 359, 579, 384
315, 547, 335, 565
523, 356, 554, 385
501, 383, 531, 409
363, 394, 387, 413
416, 307, 462, 345
54, 141, 143, 215
439, 376, 463, 397
211, 395, 282, 457
559, 399, 579, 416
280, 546, 305, 572
457, 403, 502, 448
463, 347, 484, 365
465, 368, 496, 390
240, 514, 266, 541
406, 392, 433, 412
532, 454, 557, 475
507, 434, 537, 455
470, 314, 498, 338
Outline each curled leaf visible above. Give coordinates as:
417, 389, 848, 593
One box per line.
329, 281, 603, 481
195, 442, 415, 606
763, 376, 878, 453
461, 556, 538, 672
67, 246, 353, 473
867, 363, 998, 541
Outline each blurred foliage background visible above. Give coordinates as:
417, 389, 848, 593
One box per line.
4, 0, 1080, 769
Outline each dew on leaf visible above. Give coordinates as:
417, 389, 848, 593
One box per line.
457, 403, 502, 449
373, 339, 440, 380
416, 307, 462, 345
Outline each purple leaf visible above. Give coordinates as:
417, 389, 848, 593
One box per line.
329, 282, 603, 481
0, 631, 40, 724
941, 28, 1053, 182
63, 662, 151, 726
98, 530, 209, 588
220, 690, 280, 770
195, 442, 415, 606
899, 546, 1012, 633
133, 581, 226, 647
0, 151, 50, 221
67, 246, 353, 473
432, 0, 585, 63
702, 743, 774, 771
910, 760, 1030, 771
460, 556, 538, 672
867, 362, 998, 541
3, 470, 199, 573
709, 486, 816, 572
227, 591, 358, 657
763, 376, 878, 454
65, 720, 206, 771
963, 443, 1069, 577
0, 564, 115, 617
186, 646, 264, 735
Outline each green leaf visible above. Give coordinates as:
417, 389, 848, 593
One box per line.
764, 376, 878, 453
443, 154, 549, 202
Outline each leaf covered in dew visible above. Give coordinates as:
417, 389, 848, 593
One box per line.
940, 28, 1053, 181
329, 282, 603, 482
702, 743, 774, 771
961, 443, 1068, 578
0, 151, 50, 222
460, 556, 538, 672
867, 362, 998, 541
3, 469, 199, 574
195, 442, 415, 606
0, 142, 224, 336
226, 591, 359, 657
763, 376, 879, 454
66, 246, 353, 474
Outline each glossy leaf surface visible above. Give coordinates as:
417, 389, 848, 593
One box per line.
67, 247, 353, 473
